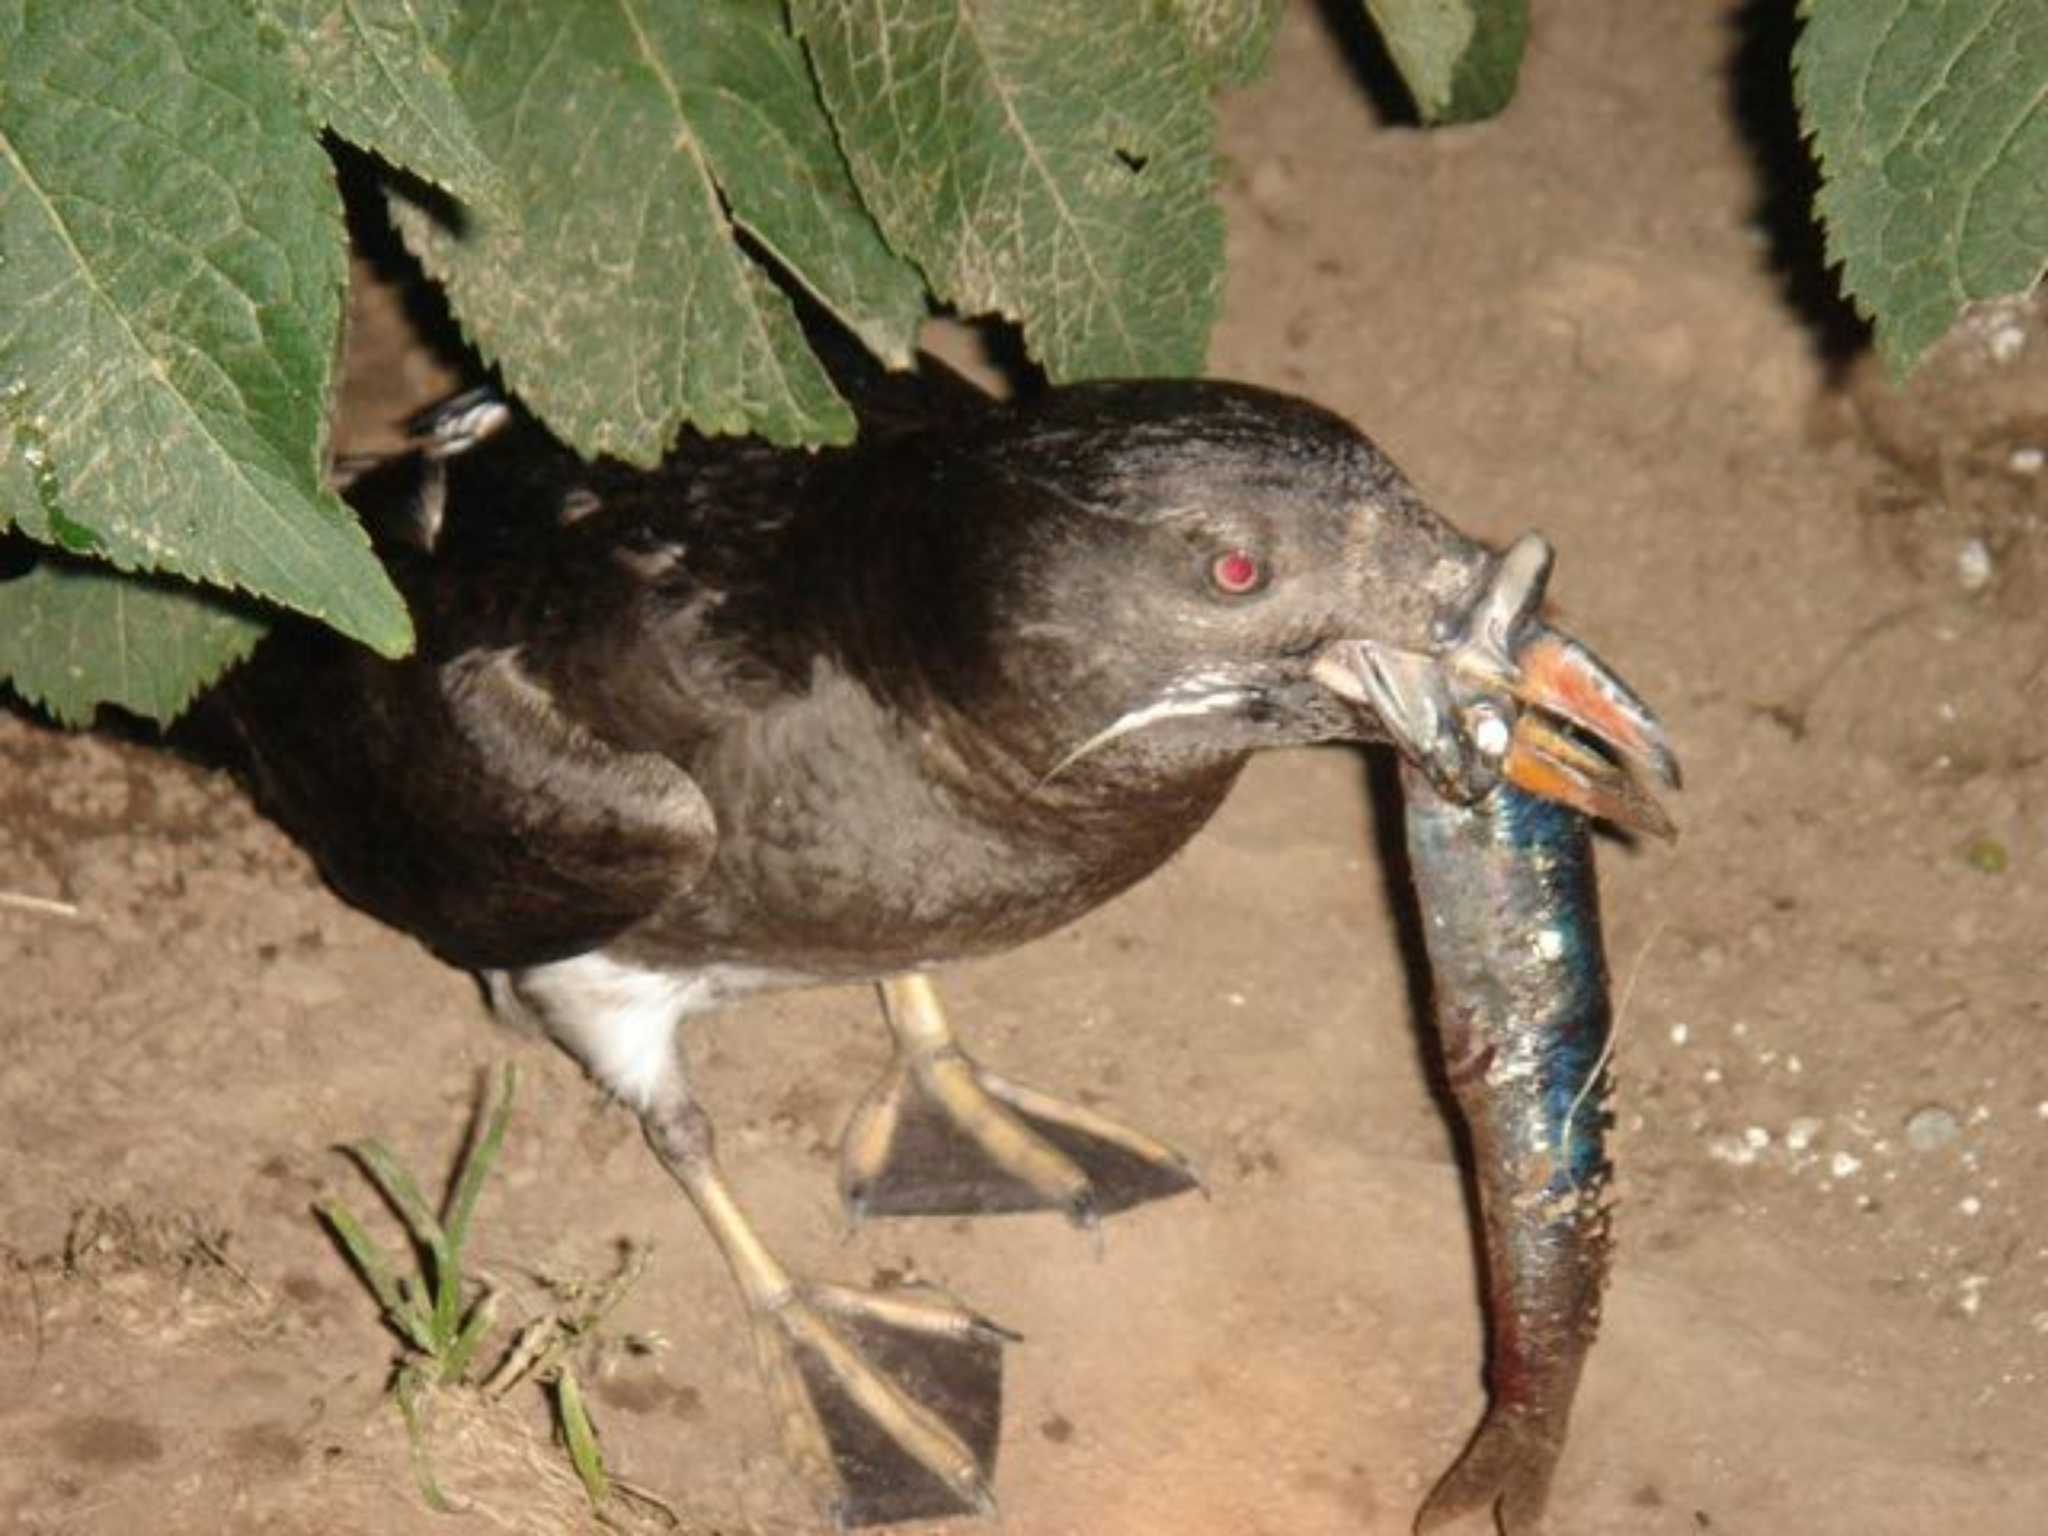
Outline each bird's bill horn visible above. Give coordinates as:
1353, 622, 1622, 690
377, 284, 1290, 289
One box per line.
1312, 533, 1679, 837
1499, 627, 1678, 838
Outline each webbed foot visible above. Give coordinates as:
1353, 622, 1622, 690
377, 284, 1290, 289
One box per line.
635, 1080, 1013, 1525
756, 1279, 1014, 1526
842, 974, 1202, 1226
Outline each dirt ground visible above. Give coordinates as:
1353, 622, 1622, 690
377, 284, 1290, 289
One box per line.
5, 3, 2046, 1533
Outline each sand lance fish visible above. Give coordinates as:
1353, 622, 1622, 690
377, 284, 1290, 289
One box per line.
1355, 535, 1677, 1532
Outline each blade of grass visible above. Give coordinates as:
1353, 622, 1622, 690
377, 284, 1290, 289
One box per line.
435, 1065, 516, 1348
442, 1289, 499, 1385
395, 1363, 460, 1513
443, 1064, 516, 1253
556, 1365, 610, 1509
317, 1198, 436, 1352
347, 1139, 450, 1256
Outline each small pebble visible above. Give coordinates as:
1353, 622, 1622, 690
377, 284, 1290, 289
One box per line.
1904, 1105, 1961, 1152
1707, 1133, 1758, 1167
1959, 1276, 1989, 1316
1785, 1117, 1824, 1153
2010, 445, 2045, 475
1669, 1022, 1690, 1046
1956, 537, 1993, 591
1959, 1195, 1983, 1217
1830, 1151, 1863, 1179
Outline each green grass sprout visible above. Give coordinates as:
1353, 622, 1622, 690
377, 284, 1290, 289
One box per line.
317, 1064, 517, 1510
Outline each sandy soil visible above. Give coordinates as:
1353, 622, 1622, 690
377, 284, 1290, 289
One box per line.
5, 3, 2046, 1533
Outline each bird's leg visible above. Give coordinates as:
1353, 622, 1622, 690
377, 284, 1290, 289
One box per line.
639, 1071, 1009, 1527
503, 954, 1008, 1525
840, 973, 1202, 1228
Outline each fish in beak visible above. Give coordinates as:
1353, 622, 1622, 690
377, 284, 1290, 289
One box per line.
1312, 534, 1679, 837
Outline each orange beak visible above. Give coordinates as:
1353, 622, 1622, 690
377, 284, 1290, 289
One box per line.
1499, 626, 1678, 839
1314, 533, 1679, 836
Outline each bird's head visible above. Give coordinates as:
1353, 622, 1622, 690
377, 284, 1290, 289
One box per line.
915, 380, 1676, 834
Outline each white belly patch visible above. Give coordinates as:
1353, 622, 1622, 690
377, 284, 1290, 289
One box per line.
487, 953, 807, 1110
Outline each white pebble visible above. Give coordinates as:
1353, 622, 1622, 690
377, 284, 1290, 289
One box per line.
2010, 445, 2045, 475
1669, 1022, 1690, 1046
1904, 1105, 1961, 1152
1743, 1126, 1771, 1151
1786, 1055, 1804, 1074
1707, 1133, 1759, 1167
1957, 537, 1993, 591
1534, 928, 1565, 961
1959, 1274, 1990, 1317
1785, 1117, 1824, 1153
1703, 1066, 1724, 1086
1960, 1195, 1983, 1217
1830, 1151, 1863, 1179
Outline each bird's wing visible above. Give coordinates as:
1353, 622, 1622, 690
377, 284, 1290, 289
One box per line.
438, 646, 719, 898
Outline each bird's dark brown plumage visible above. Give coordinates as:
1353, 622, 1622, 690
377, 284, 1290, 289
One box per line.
215, 358, 1485, 980
202, 348, 1524, 1525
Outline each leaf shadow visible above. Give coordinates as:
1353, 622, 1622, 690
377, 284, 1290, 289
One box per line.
1724, 0, 1870, 371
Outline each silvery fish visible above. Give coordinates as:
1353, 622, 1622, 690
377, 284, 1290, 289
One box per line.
1366, 535, 1677, 1533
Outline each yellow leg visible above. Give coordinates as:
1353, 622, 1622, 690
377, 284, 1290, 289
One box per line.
641, 1089, 1002, 1524
509, 952, 1011, 1526
840, 974, 1202, 1227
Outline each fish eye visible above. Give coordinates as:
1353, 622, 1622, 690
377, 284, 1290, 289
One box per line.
1209, 548, 1263, 596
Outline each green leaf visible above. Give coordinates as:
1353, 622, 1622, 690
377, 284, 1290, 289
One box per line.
1796, 0, 2048, 374
394, 1364, 459, 1512
253, 0, 507, 216
1169, 0, 1287, 89
555, 1366, 610, 1508
318, 1196, 438, 1352
393, 0, 858, 460
641, 0, 925, 370
441, 1065, 516, 1256
0, 0, 411, 659
794, 0, 1225, 381
441, 1290, 498, 1384
1359, 0, 1529, 123
0, 558, 266, 728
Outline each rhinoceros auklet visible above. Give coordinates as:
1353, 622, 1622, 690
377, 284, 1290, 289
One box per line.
209, 351, 1672, 1526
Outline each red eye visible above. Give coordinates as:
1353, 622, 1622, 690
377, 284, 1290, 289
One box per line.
1211, 548, 1262, 595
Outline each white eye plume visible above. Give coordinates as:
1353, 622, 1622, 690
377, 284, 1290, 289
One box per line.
1041, 669, 1258, 783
